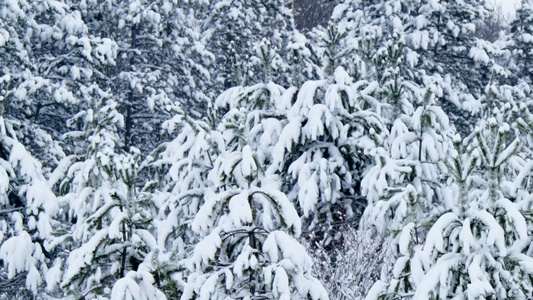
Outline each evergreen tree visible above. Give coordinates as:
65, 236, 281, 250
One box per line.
331, 0, 505, 135
367, 83, 533, 300
0, 121, 58, 298
510, 0, 533, 84
271, 66, 384, 248
286, 30, 323, 87
205, 0, 295, 88
181, 63, 328, 299
61, 0, 213, 153
407, 0, 504, 135
360, 47, 454, 300
0, 0, 99, 170
139, 102, 223, 297
48, 89, 163, 299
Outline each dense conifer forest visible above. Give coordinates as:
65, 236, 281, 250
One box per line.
0, 0, 532, 299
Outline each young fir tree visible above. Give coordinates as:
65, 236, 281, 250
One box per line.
46, 87, 164, 299
0, 2, 93, 296
297, 6, 414, 293
279, 2, 417, 251
205, 0, 295, 89
0, 0, 105, 171
286, 30, 323, 87
62, 0, 213, 153
407, 0, 503, 135
367, 83, 533, 300
510, 0, 533, 84
0, 120, 59, 298
308, 23, 356, 79
333, 0, 505, 135
138, 101, 223, 297
181, 51, 328, 299
269, 66, 385, 249
358, 32, 454, 300
311, 1, 457, 290
157, 0, 215, 116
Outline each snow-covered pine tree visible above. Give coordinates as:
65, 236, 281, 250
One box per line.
406, 0, 503, 135
324, 0, 426, 82
360, 40, 455, 300
308, 0, 376, 82
286, 30, 323, 87
205, 0, 294, 89
181, 55, 328, 299
157, 0, 215, 116
138, 101, 224, 297
510, 0, 533, 85
309, 23, 354, 79
367, 82, 533, 299
48, 87, 164, 299
0, 0, 102, 171
411, 0, 493, 91
268, 65, 385, 250
311, 7, 456, 293
0, 2, 93, 296
287, 6, 418, 295
63, 0, 213, 153
0, 119, 59, 298
352, 20, 451, 223
332, 0, 505, 135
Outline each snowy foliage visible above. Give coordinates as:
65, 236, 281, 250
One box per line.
510, 0, 533, 84
51, 92, 164, 299
181, 79, 328, 299
0, 132, 58, 297
270, 67, 385, 248
0, 0, 532, 299
368, 84, 533, 299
